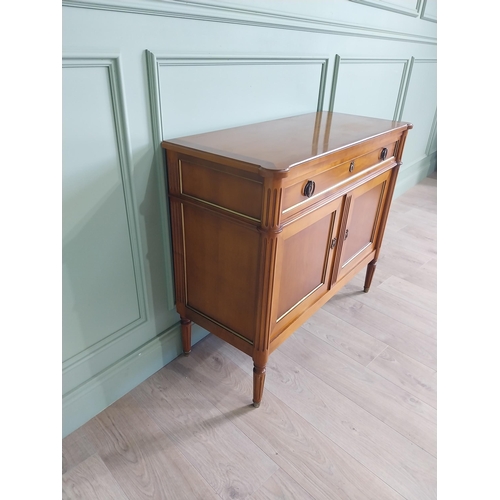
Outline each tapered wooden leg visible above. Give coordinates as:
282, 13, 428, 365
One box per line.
364, 259, 377, 293
180, 317, 192, 355
252, 364, 266, 408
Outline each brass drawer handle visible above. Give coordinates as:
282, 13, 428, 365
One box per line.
349, 161, 355, 173
381, 148, 388, 161
304, 180, 316, 198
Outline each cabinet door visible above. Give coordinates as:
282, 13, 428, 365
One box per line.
333, 170, 392, 282
271, 196, 343, 335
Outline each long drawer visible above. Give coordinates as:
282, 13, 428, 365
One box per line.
282, 141, 397, 219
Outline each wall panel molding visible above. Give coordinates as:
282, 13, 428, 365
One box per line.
62, 321, 208, 437
420, 0, 437, 23
397, 57, 437, 122
62, 55, 148, 374
426, 109, 437, 155
146, 53, 329, 313
349, 0, 422, 18
329, 55, 410, 121
62, 0, 436, 45
397, 57, 437, 166
394, 152, 436, 198
148, 54, 329, 114
145, 50, 176, 312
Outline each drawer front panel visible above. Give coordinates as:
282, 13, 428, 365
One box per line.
179, 158, 263, 221
282, 142, 396, 217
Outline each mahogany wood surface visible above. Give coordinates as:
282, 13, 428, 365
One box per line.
162, 111, 412, 405
180, 317, 192, 355
162, 112, 411, 172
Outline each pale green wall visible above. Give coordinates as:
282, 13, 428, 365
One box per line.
62, 0, 437, 437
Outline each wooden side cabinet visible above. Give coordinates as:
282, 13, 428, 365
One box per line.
161, 112, 412, 407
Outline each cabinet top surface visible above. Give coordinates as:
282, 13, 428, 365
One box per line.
162, 112, 412, 172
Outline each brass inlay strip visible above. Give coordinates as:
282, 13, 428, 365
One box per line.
322, 212, 336, 283
181, 204, 188, 300
276, 283, 323, 323
188, 307, 254, 345
179, 159, 184, 193
370, 181, 386, 243
182, 194, 261, 222
342, 242, 371, 268
179, 159, 261, 222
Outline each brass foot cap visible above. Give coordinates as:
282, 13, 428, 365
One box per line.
253, 401, 261, 408
183, 350, 191, 356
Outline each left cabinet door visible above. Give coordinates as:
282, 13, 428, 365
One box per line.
271, 196, 343, 337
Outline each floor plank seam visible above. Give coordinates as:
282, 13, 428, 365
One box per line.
318, 305, 436, 370
62, 450, 99, 479
364, 345, 389, 370
363, 366, 437, 411
262, 362, 433, 500
128, 390, 225, 499
300, 322, 389, 368
277, 347, 437, 459
321, 309, 437, 371
130, 375, 278, 500
348, 294, 437, 339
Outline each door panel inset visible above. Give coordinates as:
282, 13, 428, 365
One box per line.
340, 182, 384, 267
275, 197, 343, 325
334, 170, 391, 282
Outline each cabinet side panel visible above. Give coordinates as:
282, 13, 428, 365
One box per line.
183, 204, 260, 342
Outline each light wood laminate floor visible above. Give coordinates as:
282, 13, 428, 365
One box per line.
63, 173, 437, 500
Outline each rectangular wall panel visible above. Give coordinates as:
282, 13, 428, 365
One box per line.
331, 57, 408, 121
398, 59, 437, 166
62, 59, 144, 363
421, 0, 437, 22
155, 57, 328, 139
349, 0, 420, 17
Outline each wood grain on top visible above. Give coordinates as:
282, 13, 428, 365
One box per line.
161, 112, 412, 172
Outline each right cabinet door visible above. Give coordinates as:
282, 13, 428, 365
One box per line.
333, 169, 392, 283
